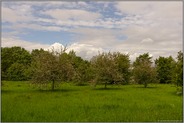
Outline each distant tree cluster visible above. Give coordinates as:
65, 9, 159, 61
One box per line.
1, 47, 31, 81
1, 46, 183, 91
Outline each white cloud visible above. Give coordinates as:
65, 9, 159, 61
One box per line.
2, 37, 50, 51
68, 43, 104, 60
116, 2, 182, 17
2, 2, 154, 32
37, 18, 125, 29
114, 1, 182, 59
45, 42, 65, 53
141, 38, 154, 43
2, 1, 182, 61
2, 5, 34, 23
6, 23, 68, 32
41, 9, 101, 21
116, 2, 151, 15
114, 12, 122, 16
116, 1, 182, 27
69, 27, 124, 48
43, 1, 89, 9
44, 42, 104, 60
77, 2, 88, 6
2, 37, 103, 60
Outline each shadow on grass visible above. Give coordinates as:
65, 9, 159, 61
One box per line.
133, 86, 158, 89
34, 88, 79, 93
138, 86, 158, 88
92, 87, 123, 91
1, 89, 34, 93
1, 90, 15, 93
1, 88, 79, 94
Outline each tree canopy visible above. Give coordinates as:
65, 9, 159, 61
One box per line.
91, 52, 130, 88
1, 46, 182, 91
133, 53, 158, 87
155, 56, 175, 84
1, 47, 31, 80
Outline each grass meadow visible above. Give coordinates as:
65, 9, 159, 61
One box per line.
1, 81, 183, 122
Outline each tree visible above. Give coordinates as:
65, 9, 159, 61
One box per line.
90, 52, 130, 88
133, 53, 158, 88
67, 50, 91, 85
31, 48, 45, 58
7, 63, 28, 81
31, 50, 63, 90
174, 51, 183, 87
114, 52, 130, 84
155, 56, 175, 84
1, 47, 31, 80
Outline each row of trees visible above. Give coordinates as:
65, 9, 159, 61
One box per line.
1, 46, 183, 90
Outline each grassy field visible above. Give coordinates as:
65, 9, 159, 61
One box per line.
1, 81, 183, 122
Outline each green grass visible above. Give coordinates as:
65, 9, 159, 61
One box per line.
1, 81, 183, 122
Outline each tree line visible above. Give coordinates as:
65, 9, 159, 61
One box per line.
1, 46, 183, 91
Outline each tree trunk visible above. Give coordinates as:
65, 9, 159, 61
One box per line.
52, 80, 55, 91
105, 82, 107, 89
144, 82, 147, 88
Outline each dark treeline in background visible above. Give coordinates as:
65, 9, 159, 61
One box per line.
1, 46, 183, 91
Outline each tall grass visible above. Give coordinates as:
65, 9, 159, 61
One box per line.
1, 81, 183, 122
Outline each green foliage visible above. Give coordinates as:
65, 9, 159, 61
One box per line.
133, 53, 152, 66
30, 48, 91, 90
1, 46, 182, 91
31, 50, 63, 90
133, 53, 158, 87
155, 56, 175, 84
58, 52, 75, 81
63, 50, 91, 84
31, 48, 45, 58
91, 52, 130, 88
174, 51, 183, 87
7, 63, 28, 81
170, 51, 183, 94
114, 52, 131, 84
1, 47, 31, 80
72, 60, 91, 85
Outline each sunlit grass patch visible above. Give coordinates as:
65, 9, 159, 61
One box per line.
1, 81, 183, 122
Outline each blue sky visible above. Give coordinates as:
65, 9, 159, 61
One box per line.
2, 1, 182, 60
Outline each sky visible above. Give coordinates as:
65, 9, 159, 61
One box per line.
1, 1, 183, 61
